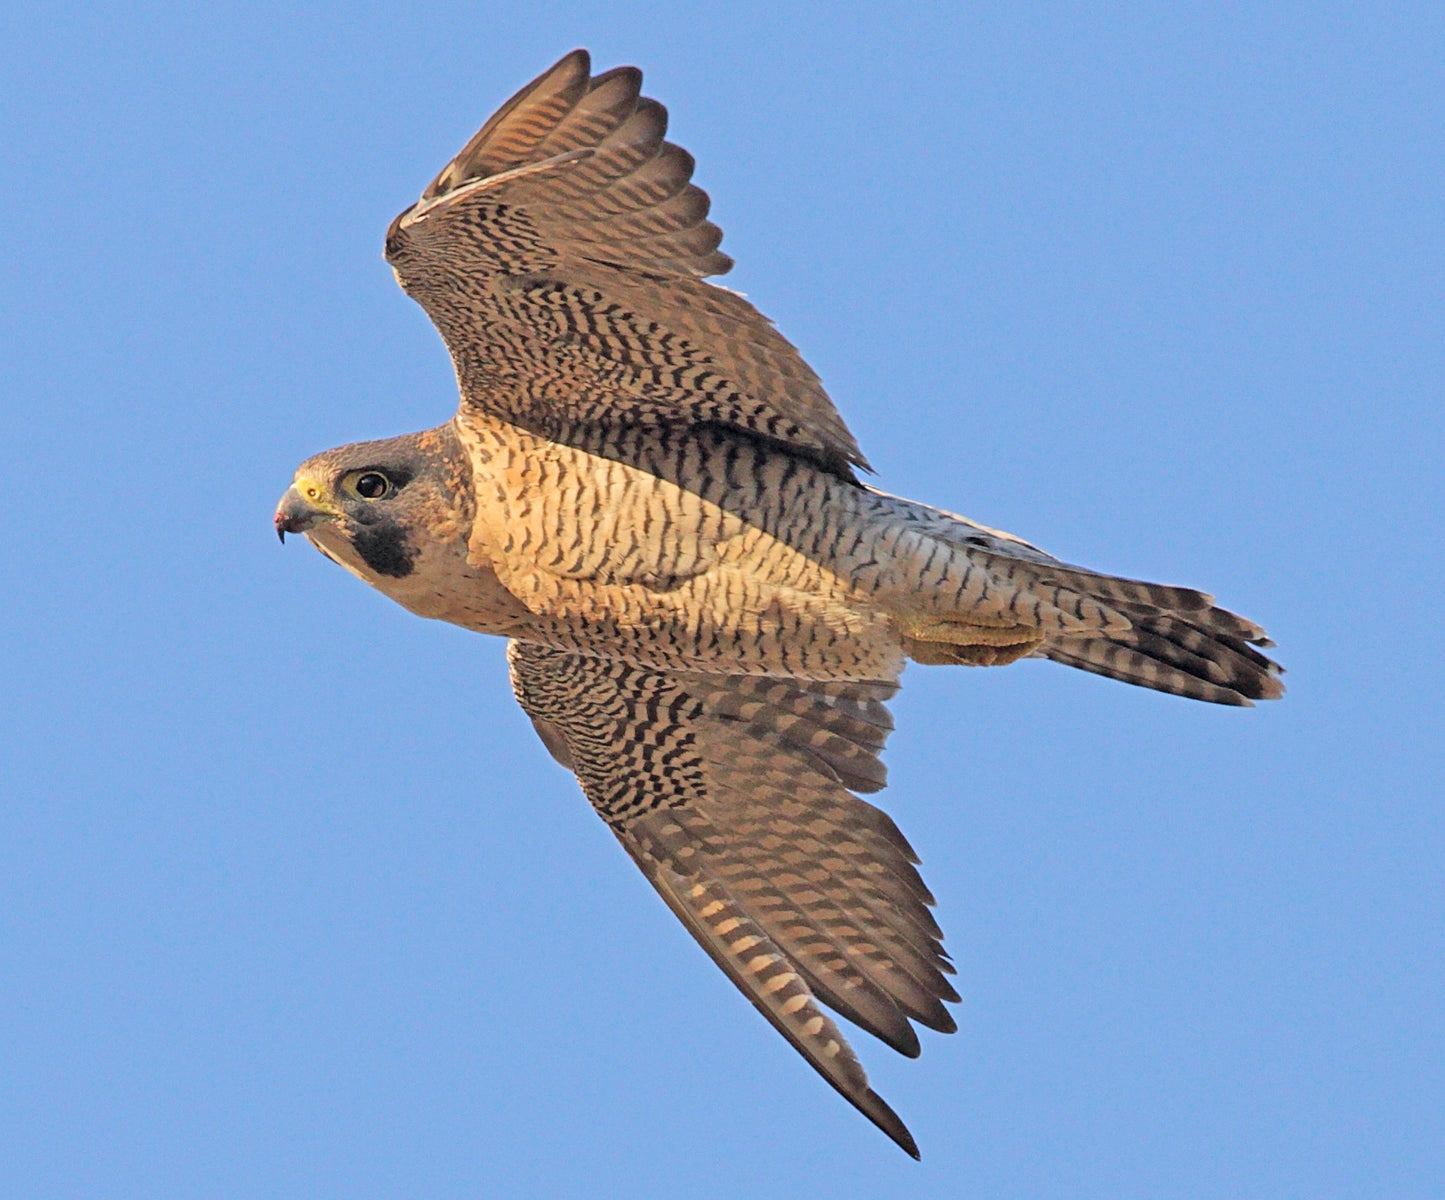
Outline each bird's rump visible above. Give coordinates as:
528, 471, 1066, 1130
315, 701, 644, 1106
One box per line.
863, 488, 1285, 704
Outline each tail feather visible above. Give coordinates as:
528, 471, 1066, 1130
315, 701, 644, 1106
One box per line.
866, 487, 1282, 706
1034, 599, 1284, 706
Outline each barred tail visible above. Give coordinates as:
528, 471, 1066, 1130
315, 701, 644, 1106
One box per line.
902, 552, 1284, 706
1035, 598, 1284, 706
866, 488, 1283, 706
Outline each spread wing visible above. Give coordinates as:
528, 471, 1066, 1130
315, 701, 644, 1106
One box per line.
507, 642, 959, 1158
384, 49, 867, 476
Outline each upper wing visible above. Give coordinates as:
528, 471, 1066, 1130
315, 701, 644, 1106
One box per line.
507, 641, 958, 1158
385, 49, 867, 476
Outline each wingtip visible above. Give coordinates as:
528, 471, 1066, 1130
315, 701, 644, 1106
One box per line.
862, 1088, 920, 1159
589, 62, 642, 94
555, 47, 591, 76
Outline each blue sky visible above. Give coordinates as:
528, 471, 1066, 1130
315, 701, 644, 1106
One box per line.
4, 4, 1442, 1197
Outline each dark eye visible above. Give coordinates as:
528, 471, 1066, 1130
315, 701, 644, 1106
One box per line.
354, 472, 390, 500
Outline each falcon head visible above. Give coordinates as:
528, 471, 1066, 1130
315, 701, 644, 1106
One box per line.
274, 423, 473, 583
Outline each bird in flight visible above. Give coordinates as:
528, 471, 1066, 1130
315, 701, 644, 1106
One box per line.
275, 49, 1282, 1158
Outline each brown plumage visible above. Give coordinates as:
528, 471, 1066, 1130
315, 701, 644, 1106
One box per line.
275, 50, 1283, 1159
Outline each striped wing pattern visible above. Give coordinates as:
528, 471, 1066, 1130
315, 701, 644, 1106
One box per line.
508, 641, 959, 1157
385, 49, 866, 474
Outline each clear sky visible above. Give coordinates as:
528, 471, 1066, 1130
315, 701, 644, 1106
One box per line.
4, 4, 1442, 1197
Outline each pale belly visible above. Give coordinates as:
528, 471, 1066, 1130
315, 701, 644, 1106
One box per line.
453, 414, 908, 681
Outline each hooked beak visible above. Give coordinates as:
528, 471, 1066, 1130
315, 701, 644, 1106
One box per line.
274, 485, 331, 543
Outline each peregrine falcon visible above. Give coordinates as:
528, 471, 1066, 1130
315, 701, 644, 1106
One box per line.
275, 50, 1282, 1158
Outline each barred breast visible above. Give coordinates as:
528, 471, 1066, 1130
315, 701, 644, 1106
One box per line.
454, 412, 1109, 681
456, 412, 898, 679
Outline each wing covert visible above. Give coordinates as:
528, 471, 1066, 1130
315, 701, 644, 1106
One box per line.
507, 641, 957, 1157
385, 49, 867, 475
